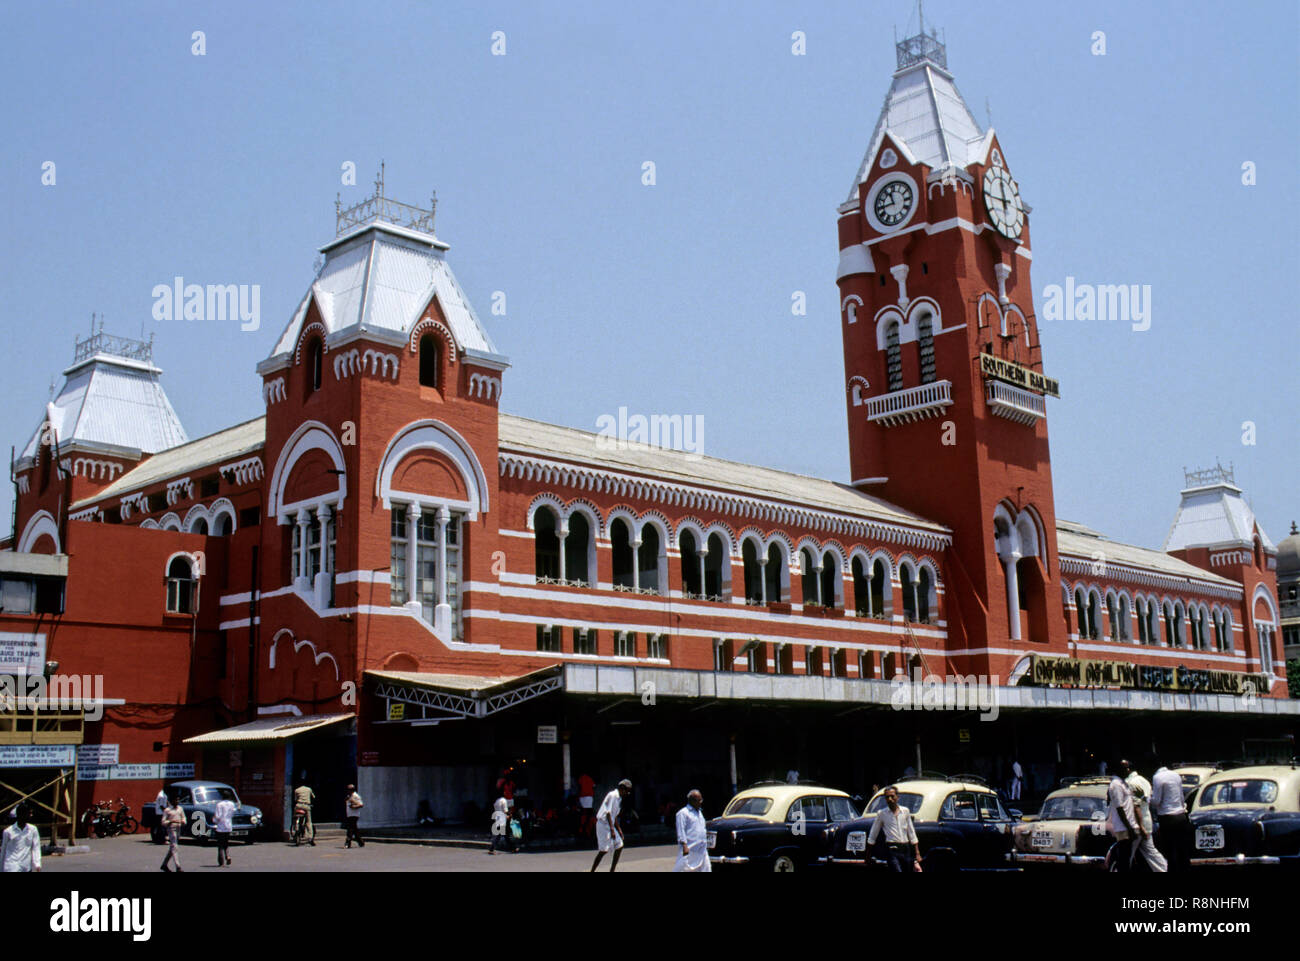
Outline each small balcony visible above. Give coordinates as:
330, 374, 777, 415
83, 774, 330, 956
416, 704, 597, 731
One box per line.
985, 380, 1046, 425
865, 380, 952, 427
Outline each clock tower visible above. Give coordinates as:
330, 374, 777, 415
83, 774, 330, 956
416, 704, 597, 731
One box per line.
836, 22, 1069, 674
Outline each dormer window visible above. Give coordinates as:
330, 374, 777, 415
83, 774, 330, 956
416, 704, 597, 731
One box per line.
308, 338, 323, 393
419, 333, 440, 388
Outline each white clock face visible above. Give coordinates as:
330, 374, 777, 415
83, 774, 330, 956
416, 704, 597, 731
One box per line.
983, 166, 1024, 239
867, 175, 917, 232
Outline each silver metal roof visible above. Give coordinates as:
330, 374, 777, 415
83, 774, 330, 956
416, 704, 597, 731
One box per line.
1162, 479, 1276, 554
21, 347, 188, 460
846, 57, 986, 202
269, 224, 497, 362
1058, 523, 1239, 587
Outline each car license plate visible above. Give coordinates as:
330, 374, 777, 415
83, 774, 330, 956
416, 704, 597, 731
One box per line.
1195, 825, 1224, 851
707, 832, 716, 850
845, 831, 867, 853
232, 829, 248, 836
1031, 832, 1053, 848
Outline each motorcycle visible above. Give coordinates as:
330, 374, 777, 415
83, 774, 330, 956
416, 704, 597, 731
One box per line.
81, 798, 139, 838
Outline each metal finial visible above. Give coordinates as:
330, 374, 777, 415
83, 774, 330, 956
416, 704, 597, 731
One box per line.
376, 161, 385, 198
335, 192, 341, 215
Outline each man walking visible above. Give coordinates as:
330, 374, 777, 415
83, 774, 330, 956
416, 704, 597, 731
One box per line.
867, 786, 922, 872
1151, 764, 1190, 871
673, 790, 711, 872
1120, 759, 1167, 872
489, 791, 512, 854
151, 786, 169, 843
213, 793, 236, 867
160, 794, 185, 873
590, 779, 632, 872
292, 778, 316, 846
343, 784, 364, 848
1009, 759, 1024, 801
1, 803, 41, 873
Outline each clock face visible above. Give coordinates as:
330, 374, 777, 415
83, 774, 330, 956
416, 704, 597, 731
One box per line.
873, 180, 914, 227
983, 166, 1024, 239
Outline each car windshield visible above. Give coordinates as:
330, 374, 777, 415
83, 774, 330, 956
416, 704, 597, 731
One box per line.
1039, 796, 1106, 821
1179, 774, 1202, 787
192, 787, 238, 804
723, 796, 773, 817
1198, 779, 1279, 806
866, 793, 923, 815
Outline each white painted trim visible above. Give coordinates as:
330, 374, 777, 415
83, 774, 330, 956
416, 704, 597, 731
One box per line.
375, 419, 488, 519
16, 510, 60, 553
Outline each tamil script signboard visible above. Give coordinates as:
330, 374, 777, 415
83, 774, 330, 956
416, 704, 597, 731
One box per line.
0, 744, 75, 768
76, 744, 119, 767
0, 632, 46, 674
1030, 655, 1269, 695
76, 762, 196, 781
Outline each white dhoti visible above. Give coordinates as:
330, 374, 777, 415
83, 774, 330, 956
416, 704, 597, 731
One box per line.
595, 820, 623, 853
674, 841, 712, 872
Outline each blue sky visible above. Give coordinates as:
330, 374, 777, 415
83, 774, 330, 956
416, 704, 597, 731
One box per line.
2, 0, 1296, 551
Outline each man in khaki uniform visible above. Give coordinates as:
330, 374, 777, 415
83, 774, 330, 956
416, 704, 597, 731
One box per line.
293, 779, 316, 846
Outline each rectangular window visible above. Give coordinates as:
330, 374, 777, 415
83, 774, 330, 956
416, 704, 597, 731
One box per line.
390, 508, 408, 605
291, 523, 303, 580
536, 624, 561, 652
306, 510, 323, 580
0, 577, 35, 615
574, 628, 596, 655
615, 631, 636, 658
446, 515, 461, 640
417, 512, 438, 623
713, 638, 732, 672
647, 633, 667, 660
199, 473, 220, 498
325, 515, 337, 606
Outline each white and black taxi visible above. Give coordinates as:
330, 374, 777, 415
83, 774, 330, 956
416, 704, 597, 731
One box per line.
706, 782, 860, 872
1011, 776, 1113, 867
1189, 763, 1300, 866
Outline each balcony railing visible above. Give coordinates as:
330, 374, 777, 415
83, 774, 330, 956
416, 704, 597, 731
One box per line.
985, 380, 1046, 425
864, 380, 952, 427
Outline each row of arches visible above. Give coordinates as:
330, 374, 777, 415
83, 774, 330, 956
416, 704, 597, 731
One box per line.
1065, 583, 1236, 652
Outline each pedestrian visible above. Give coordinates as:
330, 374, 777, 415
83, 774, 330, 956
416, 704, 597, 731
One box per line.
1151, 764, 1190, 872
1, 802, 41, 873
292, 778, 315, 846
213, 793, 236, 867
1009, 759, 1024, 801
152, 786, 168, 843
590, 779, 632, 872
160, 794, 185, 873
1119, 759, 1167, 872
785, 768, 799, 785
488, 792, 511, 854
673, 790, 711, 872
343, 784, 364, 848
867, 786, 922, 872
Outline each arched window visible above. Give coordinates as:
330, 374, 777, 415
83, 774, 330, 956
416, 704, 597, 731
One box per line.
1163, 602, 1175, 645
902, 566, 917, 622
308, 338, 323, 394
1106, 592, 1119, 642
419, 333, 440, 388
1118, 594, 1131, 642
1074, 589, 1087, 636
704, 533, 727, 600
801, 548, 820, 606
1221, 610, 1233, 651
166, 556, 197, 614
851, 556, 869, 615
565, 512, 592, 586
214, 512, 233, 536
916, 567, 932, 623
1087, 592, 1100, 640
765, 544, 786, 603
192, 518, 208, 536
534, 507, 560, 580
1136, 598, 1149, 644
820, 551, 840, 610
917, 312, 936, 384
1147, 599, 1160, 646
680, 530, 702, 597
885, 321, 902, 392
610, 518, 635, 589
743, 540, 764, 604
871, 559, 888, 618
637, 523, 661, 594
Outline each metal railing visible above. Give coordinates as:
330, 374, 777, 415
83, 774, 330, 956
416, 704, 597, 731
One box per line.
74, 331, 154, 364
336, 163, 436, 237
985, 380, 1045, 424
865, 380, 952, 426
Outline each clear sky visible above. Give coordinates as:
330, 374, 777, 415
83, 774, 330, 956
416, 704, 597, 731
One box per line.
2, 0, 1296, 552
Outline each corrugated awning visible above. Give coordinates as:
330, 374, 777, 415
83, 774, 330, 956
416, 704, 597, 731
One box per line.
366, 666, 563, 720
183, 712, 354, 745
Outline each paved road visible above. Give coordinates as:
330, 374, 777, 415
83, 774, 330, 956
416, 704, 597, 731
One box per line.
41, 835, 681, 873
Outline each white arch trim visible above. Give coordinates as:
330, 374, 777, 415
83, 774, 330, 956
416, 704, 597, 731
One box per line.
267, 628, 341, 681
269, 420, 348, 520
17, 510, 60, 553
375, 420, 487, 519
164, 551, 200, 578
1251, 584, 1279, 624
159, 512, 182, 532
183, 503, 211, 533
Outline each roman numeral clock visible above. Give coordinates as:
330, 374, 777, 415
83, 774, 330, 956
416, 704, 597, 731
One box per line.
983, 159, 1024, 240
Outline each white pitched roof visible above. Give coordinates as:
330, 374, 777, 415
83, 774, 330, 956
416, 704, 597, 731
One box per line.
847, 60, 986, 202
1163, 482, 1276, 553
498, 413, 948, 535
22, 353, 188, 460
269, 224, 497, 361
1057, 522, 1239, 587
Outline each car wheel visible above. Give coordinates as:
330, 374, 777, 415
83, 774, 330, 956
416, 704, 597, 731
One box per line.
772, 854, 797, 873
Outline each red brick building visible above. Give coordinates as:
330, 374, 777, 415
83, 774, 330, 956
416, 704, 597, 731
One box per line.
2, 27, 1291, 834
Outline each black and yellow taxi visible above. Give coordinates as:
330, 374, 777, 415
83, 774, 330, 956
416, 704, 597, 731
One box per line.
1010, 776, 1113, 867
1189, 763, 1300, 866
706, 782, 860, 872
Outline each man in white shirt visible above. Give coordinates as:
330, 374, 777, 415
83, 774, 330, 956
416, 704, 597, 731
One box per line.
785, 769, 799, 785
867, 786, 921, 872
1119, 759, 1167, 872
1009, 760, 1024, 801
1, 803, 41, 873
212, 795, 236, 867
152, 787, 169, 843
1150, 764, 1189, 871
590, 779, 632, 872
489, 794, 511, 854
673, 789, 711, 872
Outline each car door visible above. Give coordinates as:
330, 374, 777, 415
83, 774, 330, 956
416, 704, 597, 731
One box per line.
170, 786, 195, 837
976, 793, 1014, 865
937, 791, 980, 861
786, 795, 829, 860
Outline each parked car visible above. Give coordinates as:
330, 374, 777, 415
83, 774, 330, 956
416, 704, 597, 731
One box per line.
1188, 764, 1300, 866
823, 775, 1016, 872
154, 780, 264, 844
706, 782, 860, 872
1169, 763, 1223, 805
1010, 776, 1113, 867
